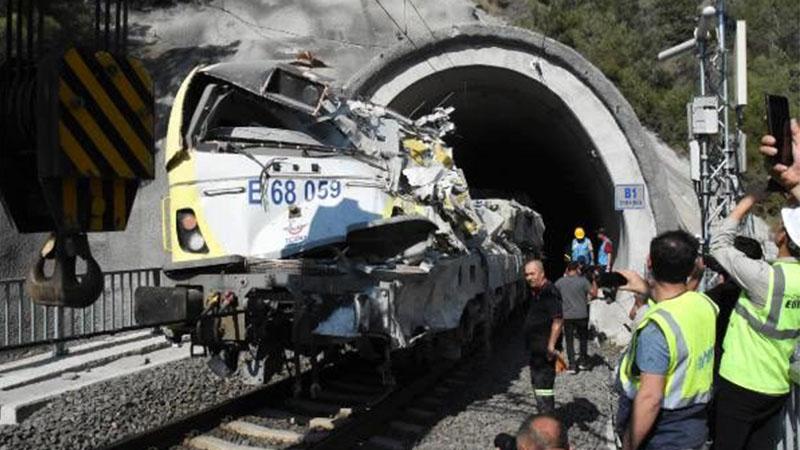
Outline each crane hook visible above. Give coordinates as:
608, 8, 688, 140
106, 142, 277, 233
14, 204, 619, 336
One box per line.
25, 232, 104, 308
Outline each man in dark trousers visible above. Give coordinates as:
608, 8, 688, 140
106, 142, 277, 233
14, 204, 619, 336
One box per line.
709, 120, 800, 450
702, 237, 763, 441
555, 261, 598, 372
523, 258, 564, 413
616, 231, 718, 450
710, 196, 800, 450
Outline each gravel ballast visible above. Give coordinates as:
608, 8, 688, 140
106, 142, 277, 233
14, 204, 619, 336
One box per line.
0, 319, 622, 450
0, 355, 257, 450
412, 322, 620, 450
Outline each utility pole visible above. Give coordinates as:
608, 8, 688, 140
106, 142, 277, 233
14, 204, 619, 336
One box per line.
658, 0, 749, 256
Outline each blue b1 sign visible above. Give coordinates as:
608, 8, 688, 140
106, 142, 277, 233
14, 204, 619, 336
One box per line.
615, 184, 646, 210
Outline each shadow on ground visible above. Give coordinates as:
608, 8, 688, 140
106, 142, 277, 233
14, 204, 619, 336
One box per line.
411, 309, 615, 449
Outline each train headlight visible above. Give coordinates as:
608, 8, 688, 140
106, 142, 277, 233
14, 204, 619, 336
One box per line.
177, 209, 208, 253
186, 232, 206, 252
179, 212, 198, 231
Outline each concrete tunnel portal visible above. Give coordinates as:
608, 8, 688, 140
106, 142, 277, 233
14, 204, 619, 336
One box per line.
346, 25, 674, 278
373, 65, 616, 274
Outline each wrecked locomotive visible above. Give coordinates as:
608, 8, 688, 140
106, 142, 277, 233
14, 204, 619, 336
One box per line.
133, 60, 544, 388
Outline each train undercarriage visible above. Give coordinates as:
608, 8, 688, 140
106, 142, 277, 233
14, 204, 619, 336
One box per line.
137, 248, 528, 393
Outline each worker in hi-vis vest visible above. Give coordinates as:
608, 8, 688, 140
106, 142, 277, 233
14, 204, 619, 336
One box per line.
614, 230, 718, 450
709, 193, 800, 450
570, 227, 593, 266
708, 119, 800, 450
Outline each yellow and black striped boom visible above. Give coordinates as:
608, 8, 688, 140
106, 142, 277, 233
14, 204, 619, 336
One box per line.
40, 47, 155, 232
0, 0, 155, 307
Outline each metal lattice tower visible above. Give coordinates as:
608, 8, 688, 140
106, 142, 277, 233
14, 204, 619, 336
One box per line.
659, 0, 748, 252
694, 1, 746, 250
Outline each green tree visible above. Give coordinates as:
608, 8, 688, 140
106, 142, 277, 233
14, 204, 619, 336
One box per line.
515, 0, 799, 217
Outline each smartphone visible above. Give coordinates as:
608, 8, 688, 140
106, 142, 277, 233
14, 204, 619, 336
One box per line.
597, 271, 627, 289
765, 94, 792, 192
702, 254, 723, 274
766, 94, 793, 164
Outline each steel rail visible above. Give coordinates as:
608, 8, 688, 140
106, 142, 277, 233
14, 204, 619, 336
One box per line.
99, 354, 457, 450
309, 360, 454, 450
101, 372, 298, 450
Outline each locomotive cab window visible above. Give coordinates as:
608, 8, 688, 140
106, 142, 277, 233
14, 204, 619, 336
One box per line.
185, 78, 350, 152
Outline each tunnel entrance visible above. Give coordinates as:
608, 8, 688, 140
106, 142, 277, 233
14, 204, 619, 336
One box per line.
384, 65, 616, 275
347, 24, 671, 284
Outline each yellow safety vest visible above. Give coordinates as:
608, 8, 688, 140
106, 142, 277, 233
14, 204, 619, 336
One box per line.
619, 291, 718, 409
720, 261, 800, 395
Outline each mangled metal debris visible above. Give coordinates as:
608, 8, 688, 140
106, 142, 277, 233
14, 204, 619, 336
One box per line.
135, 59, 545, 384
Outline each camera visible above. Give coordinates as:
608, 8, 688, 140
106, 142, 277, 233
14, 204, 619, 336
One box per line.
597, 271, 628, 289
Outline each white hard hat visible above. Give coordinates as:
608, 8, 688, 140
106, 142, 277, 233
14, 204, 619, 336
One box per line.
781, 206, 800, 246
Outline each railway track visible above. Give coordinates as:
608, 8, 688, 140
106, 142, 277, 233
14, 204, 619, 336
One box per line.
101, 349, 476, 450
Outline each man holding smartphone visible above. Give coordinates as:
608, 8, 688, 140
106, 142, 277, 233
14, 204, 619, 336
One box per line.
614, 232, 718, 450
709, 117, 800, 450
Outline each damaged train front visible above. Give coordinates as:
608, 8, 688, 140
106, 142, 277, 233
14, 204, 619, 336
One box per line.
133, 59, 543, 387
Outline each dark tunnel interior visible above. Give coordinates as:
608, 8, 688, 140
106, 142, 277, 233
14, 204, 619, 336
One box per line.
387, 66, 620, 276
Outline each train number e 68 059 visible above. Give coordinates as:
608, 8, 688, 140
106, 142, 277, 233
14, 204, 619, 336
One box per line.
248, 179, 342, 205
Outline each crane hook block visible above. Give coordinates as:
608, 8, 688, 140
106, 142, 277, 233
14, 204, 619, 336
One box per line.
25, 232, 104, 308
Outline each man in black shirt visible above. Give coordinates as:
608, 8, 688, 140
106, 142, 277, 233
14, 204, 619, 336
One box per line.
522, 258, 564, 413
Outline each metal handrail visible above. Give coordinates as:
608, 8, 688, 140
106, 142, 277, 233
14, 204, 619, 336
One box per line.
0, 268, 161, 353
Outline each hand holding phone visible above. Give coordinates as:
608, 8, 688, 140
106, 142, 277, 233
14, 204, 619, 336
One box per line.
615, 269, 651, 297
765, 94, 793, 191
597, 271, 628, 289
